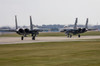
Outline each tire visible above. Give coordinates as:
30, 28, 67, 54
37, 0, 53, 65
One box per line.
32, 36, 35, 40
21, 36, 24, 40
70, 35, 72, 38
67, 35, 69, 38
78, 35, 80, 38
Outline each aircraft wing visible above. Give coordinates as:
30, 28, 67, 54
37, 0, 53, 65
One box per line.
0, 29, 16, 32
87, 28, 98, 31
32, 29, 43, 32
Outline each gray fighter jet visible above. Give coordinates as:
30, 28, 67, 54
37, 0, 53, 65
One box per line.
60, 18, 88, 38
0, 15, 42, 40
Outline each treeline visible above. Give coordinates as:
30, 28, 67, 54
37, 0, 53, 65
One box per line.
0, 24, 100, 31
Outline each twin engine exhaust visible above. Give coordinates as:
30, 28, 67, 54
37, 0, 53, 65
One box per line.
77, 28, 87, 33
16, 28, 30, 35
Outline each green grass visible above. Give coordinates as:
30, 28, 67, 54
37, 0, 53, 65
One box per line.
0, 32, 65, 37
0, 33, 20, 37
0, 31, 100, 37
80, 31, 100, 36
0, 41, 100, 66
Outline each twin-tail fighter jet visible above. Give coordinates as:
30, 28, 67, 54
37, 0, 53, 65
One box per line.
60, 18, 88, 38
0, 16, 42, 40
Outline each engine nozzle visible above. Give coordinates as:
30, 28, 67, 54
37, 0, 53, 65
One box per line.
24, 28, 30, 33
16, 28, 24, 35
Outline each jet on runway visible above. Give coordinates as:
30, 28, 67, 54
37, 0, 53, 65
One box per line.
60, 18, 88, 38
0, 15, 42, 40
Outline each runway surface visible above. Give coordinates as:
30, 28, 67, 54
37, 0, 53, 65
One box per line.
0, 36, 100, 44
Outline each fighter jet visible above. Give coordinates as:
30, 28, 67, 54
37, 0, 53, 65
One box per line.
71, 18, 88, 37
60, 18, 88, 38
0, 15, 42, 40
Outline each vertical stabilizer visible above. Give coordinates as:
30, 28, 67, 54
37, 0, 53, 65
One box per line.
30, 16, 33, 30
15, 15, 18, 30
74, 18, 78, 29
85, 18, 88, 29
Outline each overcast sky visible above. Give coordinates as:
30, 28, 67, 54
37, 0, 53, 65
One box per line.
0, 0, 100, 27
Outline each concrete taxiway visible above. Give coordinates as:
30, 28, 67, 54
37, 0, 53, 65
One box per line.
0, 36, 100, 44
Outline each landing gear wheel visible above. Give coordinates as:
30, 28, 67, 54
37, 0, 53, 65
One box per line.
67, 33, 70, 38
67, 35, 69, 38
32, 36, 35, 40
70, 35, 72, 38
21, 36, 24, 40
78, 35, 80, 38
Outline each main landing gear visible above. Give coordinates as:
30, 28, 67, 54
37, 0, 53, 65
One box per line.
21, 36, 36, 40
32, 34, 36, 40
20, 34, 36, 40
67, 34, 72, 38
21, 36, 24, 40
78, 34, 80, 38
32, 36, 35, 40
